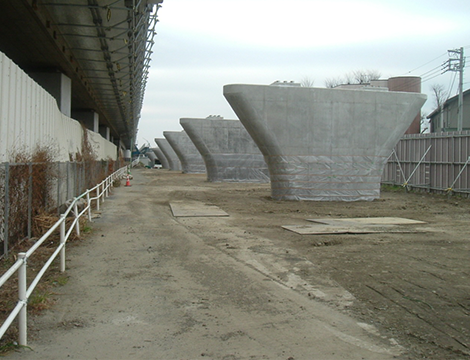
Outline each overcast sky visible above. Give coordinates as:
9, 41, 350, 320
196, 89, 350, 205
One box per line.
137, 0, 470, 147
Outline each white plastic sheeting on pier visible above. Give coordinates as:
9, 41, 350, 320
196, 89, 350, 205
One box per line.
180, 117, 269, 182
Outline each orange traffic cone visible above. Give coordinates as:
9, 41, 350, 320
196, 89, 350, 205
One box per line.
125, 175, 131, 187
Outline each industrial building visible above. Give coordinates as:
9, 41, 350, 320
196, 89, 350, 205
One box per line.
427, 89, 470, 132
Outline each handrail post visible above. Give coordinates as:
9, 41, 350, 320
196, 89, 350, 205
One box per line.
60, 215, 66, 272
106, 177, 110, 197
86, 191, 92, 222
101, 182, 105, 203
73, 199, 80, 238
18, 252, 27, 346
96, 187, 100, 211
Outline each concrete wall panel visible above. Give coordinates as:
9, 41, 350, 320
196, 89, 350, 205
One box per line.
224, 84, 426, 201
0, 51, 116, 161
164, 131, 206, 174
180, 118, 269, 182
155, 138, 182, 171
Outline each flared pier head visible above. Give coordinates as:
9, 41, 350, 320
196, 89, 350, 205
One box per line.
155, 138, 182, 172
164, 131, 206, 174
180, 117, 270, 183
152, 147, 169, 169
223, 84, 426, 201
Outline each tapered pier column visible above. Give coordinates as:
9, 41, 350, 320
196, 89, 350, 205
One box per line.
180, 117, 269, 182
152, 147, 169, 169
164, 131, 206, 174
224, 84, 426, 201
155, 138, 182, 171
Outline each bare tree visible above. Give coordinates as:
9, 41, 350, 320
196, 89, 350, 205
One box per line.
430, 83, 447, 110
325, 76, 343, 88
324, 69, 381, 88
351, 69, 381, 84
300, 76, 315, 87
344, 72, 354, 85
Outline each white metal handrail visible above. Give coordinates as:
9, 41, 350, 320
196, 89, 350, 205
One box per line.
0, 163, 133, 345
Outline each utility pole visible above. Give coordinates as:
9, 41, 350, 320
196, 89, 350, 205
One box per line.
444, 47, 465, 131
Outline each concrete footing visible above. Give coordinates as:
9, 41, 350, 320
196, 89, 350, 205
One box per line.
164, 131, 206, 174
155, 138, 182, 171
180, 117, 269, 182
223, 84, 426, 201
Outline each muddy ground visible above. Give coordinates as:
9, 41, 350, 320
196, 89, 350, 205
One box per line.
6, 167, 470, 359
151, 169, 470, 359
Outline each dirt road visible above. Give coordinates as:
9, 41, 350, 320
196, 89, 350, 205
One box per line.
8, 168, 470, 359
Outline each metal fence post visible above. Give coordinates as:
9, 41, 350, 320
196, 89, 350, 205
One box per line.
28, 163, 33, 239
74, 162, 78, 198
18, 252, 27, 346
66, 162, 70, 201
96, 187, 100, 211
4, 162, 10, 257
60, 215, 66, 272
57, 162, 61, 216
82, 162, 85, 194
86, 191, 92, 222
73, 199, 80, 238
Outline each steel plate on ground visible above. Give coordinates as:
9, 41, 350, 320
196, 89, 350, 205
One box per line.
282, 224, 419, 235
306, 217, 426, 226
169, 201, 229, 217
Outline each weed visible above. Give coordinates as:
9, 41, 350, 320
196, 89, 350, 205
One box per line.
52, 275, 69, 287
381, 183, 405, 193
0, 341, 33, 354
28, 290, 54, 313
82, 226, 92, 234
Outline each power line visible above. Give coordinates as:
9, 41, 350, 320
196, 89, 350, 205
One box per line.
408, 52, 447, 74
420, 63, 445, 77
443, 47, 465, 130
445, 72, 458, 101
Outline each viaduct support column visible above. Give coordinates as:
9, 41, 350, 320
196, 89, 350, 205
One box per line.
223, 84, 426, 201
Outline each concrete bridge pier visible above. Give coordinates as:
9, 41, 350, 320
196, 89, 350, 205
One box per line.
180, 117, 269, 183
164, 131, 206, 174
155, 138, 182, 172
223, 84, 426, 201
152, 147, 169, 169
